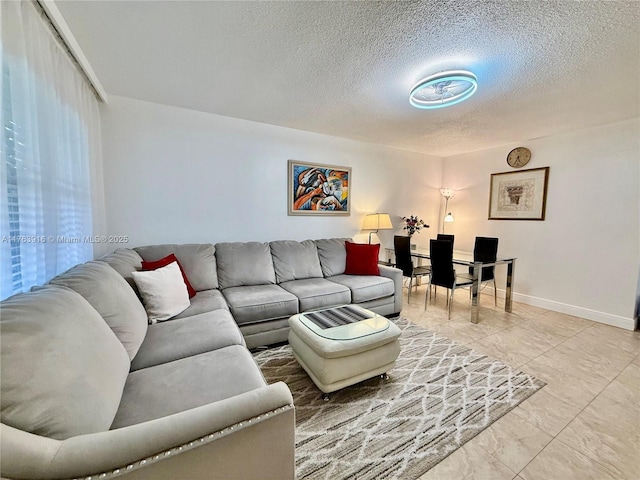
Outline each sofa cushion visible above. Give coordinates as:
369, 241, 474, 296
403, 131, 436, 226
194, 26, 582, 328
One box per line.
315, 238, 350, 277
222, 284, 298, 325
279, 278, 351, 312
344, 241, 380, 276
132, 262, 191, 323
141, 253, 196, 298
0, 286, 130, 440
96, 248, 143, 294
111, 345, 266, 429
49, 260, 148, 360
130, 310, 245, 371
270, 240, 323, 283
216, 242, 276, 289
135, 244, 218, 291
328, 274, 395, 303
172, 288, 230, 319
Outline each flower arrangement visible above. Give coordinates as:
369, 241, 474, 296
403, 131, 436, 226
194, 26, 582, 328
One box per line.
402, 215, 429, 236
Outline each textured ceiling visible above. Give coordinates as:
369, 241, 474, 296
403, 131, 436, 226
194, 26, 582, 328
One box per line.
56, 1, 640, 157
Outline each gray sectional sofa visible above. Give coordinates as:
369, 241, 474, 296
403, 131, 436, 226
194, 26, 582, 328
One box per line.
0, 238, 402, 480
114, 238, 402, 349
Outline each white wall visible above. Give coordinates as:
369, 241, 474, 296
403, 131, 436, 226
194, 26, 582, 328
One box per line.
99, 95, 442, 254
99, 96, 638, 328
441, 119, 640, 328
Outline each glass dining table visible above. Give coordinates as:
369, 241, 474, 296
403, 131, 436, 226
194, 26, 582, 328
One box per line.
384, 247, 516, 323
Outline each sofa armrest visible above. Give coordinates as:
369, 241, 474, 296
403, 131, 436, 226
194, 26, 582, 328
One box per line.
378, 265, 403, 314
1, 382, 294, 480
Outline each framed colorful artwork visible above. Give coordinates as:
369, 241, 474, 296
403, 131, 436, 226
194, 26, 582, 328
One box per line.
488, 167, 550, 220
288, 160, 351, 216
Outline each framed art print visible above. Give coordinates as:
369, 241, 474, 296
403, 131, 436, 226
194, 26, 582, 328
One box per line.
488, 167, 549, 220
288, 160, 351, 216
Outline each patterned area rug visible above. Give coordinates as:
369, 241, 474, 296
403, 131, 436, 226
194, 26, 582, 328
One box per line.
253, 317, 545, 480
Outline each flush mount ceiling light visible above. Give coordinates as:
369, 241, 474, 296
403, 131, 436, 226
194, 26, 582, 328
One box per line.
409, 70, 478, 109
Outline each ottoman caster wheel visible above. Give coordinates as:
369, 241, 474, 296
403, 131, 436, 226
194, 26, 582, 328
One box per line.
380, 373, 389, 380
322, 393, 330, 401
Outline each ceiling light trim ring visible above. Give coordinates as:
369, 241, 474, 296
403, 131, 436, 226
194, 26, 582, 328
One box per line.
410, 70, 478, 109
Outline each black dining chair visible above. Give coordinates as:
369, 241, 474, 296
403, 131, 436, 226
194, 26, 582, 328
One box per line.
394, 235, 431, 303
460, 236, 499, 306
425, 239, 473, 318
436, 233, 455, 248
432, 234, 454, 297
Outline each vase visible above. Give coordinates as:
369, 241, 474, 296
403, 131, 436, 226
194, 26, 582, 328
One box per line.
408, 234, 417, 250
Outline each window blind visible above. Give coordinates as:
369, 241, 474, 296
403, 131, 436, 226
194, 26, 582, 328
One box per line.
1, 0, 100, 299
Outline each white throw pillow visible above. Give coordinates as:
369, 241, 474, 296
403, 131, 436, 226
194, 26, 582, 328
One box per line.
132, 261, 190, 323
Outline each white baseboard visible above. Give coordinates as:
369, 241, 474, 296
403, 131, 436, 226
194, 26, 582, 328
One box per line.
485, 287, 637, 331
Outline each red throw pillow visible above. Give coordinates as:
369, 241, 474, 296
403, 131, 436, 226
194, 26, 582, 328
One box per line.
344, 241, 380, 276
141, 254, 196, 298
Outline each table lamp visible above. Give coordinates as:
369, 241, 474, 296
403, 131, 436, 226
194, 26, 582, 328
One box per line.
362, 213, 393, 244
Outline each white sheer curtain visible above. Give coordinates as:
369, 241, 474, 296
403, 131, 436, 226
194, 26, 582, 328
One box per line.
1, 0, 100, 299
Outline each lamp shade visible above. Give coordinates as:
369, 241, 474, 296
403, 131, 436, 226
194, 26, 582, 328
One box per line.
440, 188, 455, 200
362, 213, 393, 231
444, 212, 455, 223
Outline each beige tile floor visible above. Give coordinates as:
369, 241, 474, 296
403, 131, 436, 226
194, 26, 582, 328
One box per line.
396, 285, 640, 480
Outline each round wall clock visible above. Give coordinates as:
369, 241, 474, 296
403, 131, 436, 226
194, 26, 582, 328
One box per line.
507, 147, 531, 168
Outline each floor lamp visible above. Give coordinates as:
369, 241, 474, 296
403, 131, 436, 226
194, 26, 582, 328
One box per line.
440, 189, 455, 233
362, 213, 393, 243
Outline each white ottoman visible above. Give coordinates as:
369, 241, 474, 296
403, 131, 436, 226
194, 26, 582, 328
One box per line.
288, 305, 401, 398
